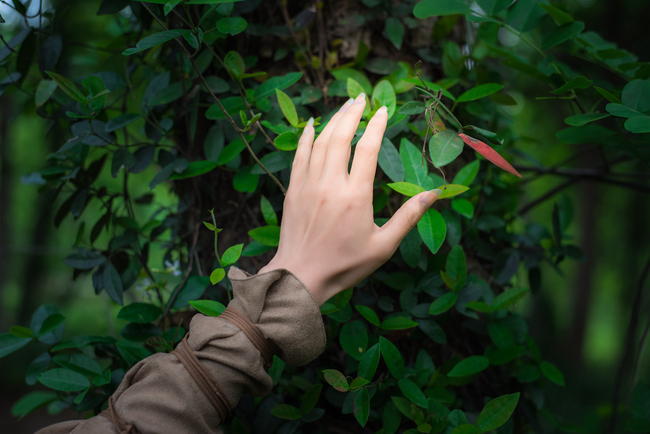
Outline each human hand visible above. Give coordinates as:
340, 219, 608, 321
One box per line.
259, 94, 442, 306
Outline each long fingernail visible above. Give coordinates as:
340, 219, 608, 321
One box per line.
307, 117, 314, 126
340, 98, 354, 113
354, 93, 366, 104
420, 189, 443, 206
375, 106, 388, 115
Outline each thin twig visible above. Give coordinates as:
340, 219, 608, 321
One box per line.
163, 224, 200, 318
517, 178, 580, 215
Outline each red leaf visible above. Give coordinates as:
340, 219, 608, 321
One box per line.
458, 133, 522, 178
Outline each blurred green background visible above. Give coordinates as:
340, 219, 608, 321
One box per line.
0, 0, 649, 432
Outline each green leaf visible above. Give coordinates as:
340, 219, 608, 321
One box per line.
123, 29, 192, 55
117, 341, 151, 366
38, 313, 65, 336
539, 4, 574, 25
35, 80, 58, 108
452, 198, 474, 218
625, 116, 650, 133
189, 300, 226, 317
106, 113, 141, 132
300, 384, 323, 414
169, 161, 218, 180
378, 138, 405, 183
401, 138, 431, 189
452, 160, 480, 186
224, 50, 245, 77
466, 301, 494, 313
103, 263, 124, 305
271, 404, 302, 420
477, 0, 511, 16
340, 320, 368, 360
550, 76, 592, 95
164, 0, 182, 15
372, 80, 397, 118
539, 361, 565, 386
38, 368, 90, 392
148, 81, 186, 106
388, 182, 426, 197
381, 316, 419, 330
384, 17, 404, 50
429, 131, 464, 167
216, 137, 247, 165
10, 326, 33, 338
541, 21, 584, 50
606, 103, 642, 118
260, 196, 278, 226
0, 333, 31, 358
398, 378, 428, 408
446, 245, 466, 291
206, 96, 248, 120
354, 389, 370, 427
477, 392, 520, 431
380, 336, 405, 379
332, 69, 373, 95
358, 343, 380, 380
447, 355, 490, 377
596, 86, 623, 104
273, 131, 298, 151
399, 101, 425, 115
323, 369, 349, 392
210, 268, 226, 285
355, 305, 380, 326
117, 303, 161, 324
53, 353, 103, 377
418, 209, 446, 254
250, 151, 291, 174
11, 391, 57, 420
276, 89, 298, 126
457, 84, 504, 103
170, 276, 210, 310
622, 79, 650, 112
435, 184, 469, 200
490, 346, 524, 365
413, 0, 470, 18
564, 113, 610, 126
46, 71, 85, 103
488, 323, 515, 348
254, 72, 303, 101
217, 17, 247, 35
349, 376, 370, 390
429, 292, 457, 315
63, 249, 106, 270
248, 225, 280, 247
493, 287, 529, 310
222, 244, 243, 267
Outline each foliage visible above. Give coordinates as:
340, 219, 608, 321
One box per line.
1, 0, 649, 432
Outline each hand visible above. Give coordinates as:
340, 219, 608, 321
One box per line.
259, 94, 442, 306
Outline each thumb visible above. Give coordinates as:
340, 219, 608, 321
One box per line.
379, 189, 442, 250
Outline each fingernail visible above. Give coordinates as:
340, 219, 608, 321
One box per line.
376, 106, 388, 115
354, 93, 366, 104
307, 117, 314, 126
420, 189, 443, 206
340, 98, 354, 113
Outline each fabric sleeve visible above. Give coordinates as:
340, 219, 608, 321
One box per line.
35, 267, 327, 434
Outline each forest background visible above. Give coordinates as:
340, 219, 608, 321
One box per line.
0, 0, 649, 433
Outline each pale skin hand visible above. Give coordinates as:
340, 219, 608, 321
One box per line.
259, 93, 442, 306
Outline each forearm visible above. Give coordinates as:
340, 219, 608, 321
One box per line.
37, 267, 326, 434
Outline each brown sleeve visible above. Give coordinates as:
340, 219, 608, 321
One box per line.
35, 267, 327, 434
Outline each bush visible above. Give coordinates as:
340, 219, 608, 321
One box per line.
1, 0, 649, 432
